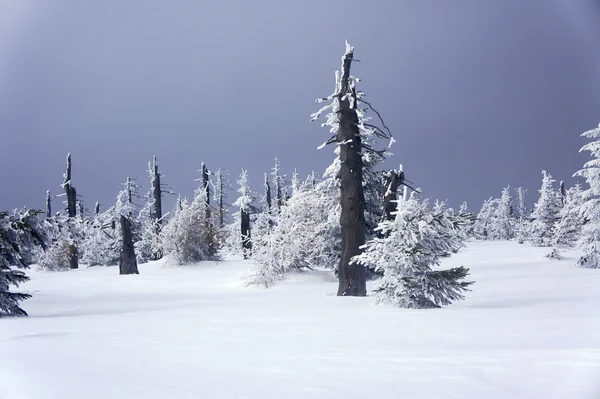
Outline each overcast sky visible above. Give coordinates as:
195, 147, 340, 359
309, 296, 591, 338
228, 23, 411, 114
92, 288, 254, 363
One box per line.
1, 0, 600, 215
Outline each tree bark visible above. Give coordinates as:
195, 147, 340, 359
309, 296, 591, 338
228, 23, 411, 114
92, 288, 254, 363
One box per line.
336, 49, 366, 297
119, 215, 139, 275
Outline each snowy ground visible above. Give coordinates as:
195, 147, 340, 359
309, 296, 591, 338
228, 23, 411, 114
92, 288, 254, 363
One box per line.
1, 241, 600, 399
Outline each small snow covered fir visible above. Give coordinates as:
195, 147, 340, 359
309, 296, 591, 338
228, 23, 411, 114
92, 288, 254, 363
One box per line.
354, 196, 473, 308
529, 171, 562, 247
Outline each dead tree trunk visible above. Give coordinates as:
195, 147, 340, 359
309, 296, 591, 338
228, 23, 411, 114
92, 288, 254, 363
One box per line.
382, 170, 402, 221
77, 200, 84, 219
264, 173, 272, 213
63, 153, 79, 269
336, 49, 366, 297
241, 209, 251, 259
151, 156, 163, 224
119, 215, 139, 275
46, 191, 52, 218
95, 202, 100, 216
559, 180, 566, 206
218, 171, 225, 228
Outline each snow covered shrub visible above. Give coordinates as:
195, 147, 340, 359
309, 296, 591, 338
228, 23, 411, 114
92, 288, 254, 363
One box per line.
160, 189, 219, 265
245, 173, 341, 287
80, 210, 120, 266
545, 248, 562, 260
38, 214, 85, 270
37, 241, 71, 271
354, 197, 473, 308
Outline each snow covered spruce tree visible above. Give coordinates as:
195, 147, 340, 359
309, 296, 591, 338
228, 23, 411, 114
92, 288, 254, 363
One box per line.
490, 186, 516, 240
1, 209, 47, 317
231, 169, 255, 259
473, 198, 498, 240
529, 171, 562, 247
573, 123, 600, 268
354, 196, 473, 308
310, 41, 393, 296
552, 183, 584, 248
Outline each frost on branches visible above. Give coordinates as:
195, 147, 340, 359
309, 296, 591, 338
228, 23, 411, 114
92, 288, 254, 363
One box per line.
529, 171, 562, 247
161, 189, 218, 266
574, 123, 600, 268
245, 173, 341, 287
1, 209, 46, 317
354, 197, 473, 308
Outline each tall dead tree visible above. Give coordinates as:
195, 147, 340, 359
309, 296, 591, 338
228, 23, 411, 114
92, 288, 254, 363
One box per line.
264, 173, 272, 213
214, 168, 230, 228
151, 156, 163, 224
201, 162, 212, 236
119, 177, 139, 275
62, 153, 79, 269
46, 190, 52, 218
559, 180, 567, 206
311, 41, 393, 296
272, 158, 284, 214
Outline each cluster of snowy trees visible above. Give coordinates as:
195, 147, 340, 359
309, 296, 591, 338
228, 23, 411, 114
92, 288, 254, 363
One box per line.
3, 42, 600, 317
471, 122, 600, 268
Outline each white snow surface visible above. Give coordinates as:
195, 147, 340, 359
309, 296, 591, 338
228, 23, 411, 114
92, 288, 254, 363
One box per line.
2, 241, 600, 399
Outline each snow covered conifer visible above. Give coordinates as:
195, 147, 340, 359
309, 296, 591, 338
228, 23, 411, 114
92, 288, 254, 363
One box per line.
1, 209, 46, 316
552, 184, 584, 248
232, 169, 255, 259
491, 186, 516, 240
573, 123, 600, 268
473, 198, 498, 240
354, 197, 473, 308
529, 171, 561, 247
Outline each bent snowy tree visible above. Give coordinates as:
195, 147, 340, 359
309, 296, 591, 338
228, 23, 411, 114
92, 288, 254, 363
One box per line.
311, 41, 393, 296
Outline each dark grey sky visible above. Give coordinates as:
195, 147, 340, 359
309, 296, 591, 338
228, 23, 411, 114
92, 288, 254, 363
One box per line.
2, 0, 600, 214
